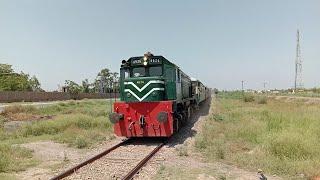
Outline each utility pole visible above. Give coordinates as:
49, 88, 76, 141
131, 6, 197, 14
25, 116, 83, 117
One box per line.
263, 82, 267, 92
294, 29, 303, 90
241, 80, 244, 92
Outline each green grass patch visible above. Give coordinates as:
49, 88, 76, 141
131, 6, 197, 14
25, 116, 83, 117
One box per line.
0, 99, 114, 174
1, 99, 112, 120
217, 91, 244, 99
0, 144, 36, 173
196, 95, 320, 178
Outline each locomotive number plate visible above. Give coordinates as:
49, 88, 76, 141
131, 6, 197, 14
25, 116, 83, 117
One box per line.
136, 81, 145, 84
149, 58, 162, 64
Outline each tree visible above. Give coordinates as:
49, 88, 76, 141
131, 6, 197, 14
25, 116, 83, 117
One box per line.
64, 68, 118, 94
0, 71, 31, 91
95, 68, 113, 93
0, 63, 42, 92
82, 79, 91, 93
111, 72, 119, 82
111, 72, 119, 92
64, 80, 83, 95
0, 64, 14, 74
98, 68, 112, 80
29, 76, 42, 92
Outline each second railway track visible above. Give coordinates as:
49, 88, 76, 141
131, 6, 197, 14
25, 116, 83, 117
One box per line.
51, 138, 166, 180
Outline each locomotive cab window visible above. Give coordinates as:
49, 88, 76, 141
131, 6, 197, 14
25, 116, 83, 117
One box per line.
149, 66, 163, 76
132, 67, 146, 77
120, 69, 130, 79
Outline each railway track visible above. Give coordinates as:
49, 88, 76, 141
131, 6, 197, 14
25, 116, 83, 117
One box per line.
50, 139, 166, 180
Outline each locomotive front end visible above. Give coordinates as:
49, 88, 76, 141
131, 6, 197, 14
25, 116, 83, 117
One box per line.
111, 101, 174, 137
110, 53, 175, 137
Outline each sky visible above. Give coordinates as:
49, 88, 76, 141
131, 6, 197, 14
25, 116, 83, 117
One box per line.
0, 0, 319, 91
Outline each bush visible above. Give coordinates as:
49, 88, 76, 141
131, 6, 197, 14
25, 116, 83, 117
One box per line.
257, 96, 267, 104
243, 94, 255, 102
75, 136, 88, 149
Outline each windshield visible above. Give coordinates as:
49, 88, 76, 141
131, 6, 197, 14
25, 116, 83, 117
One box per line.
132, 67, 146, 77
149, 66, 162, 76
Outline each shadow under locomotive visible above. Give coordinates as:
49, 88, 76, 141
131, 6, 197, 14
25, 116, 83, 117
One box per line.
168, 97, 212, 147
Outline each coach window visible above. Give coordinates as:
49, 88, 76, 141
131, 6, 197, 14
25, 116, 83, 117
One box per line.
132, 67, 146, 77
149, 66, 162, 76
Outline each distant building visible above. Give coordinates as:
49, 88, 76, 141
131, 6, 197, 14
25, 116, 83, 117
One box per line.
57, 84, 69, 93
270, 90, 280, 94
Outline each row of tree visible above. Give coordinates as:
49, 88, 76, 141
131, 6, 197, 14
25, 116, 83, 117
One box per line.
0, 64, 42, 91
64, 68, 119, 95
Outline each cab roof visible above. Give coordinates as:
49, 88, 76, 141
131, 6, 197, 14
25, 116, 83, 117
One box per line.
122, 55, 176, 67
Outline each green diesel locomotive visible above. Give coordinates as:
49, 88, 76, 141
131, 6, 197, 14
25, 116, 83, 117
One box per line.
110, 52, 210, 137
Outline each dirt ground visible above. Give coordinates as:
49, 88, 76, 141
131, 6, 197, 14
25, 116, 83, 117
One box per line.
13, 98, 281, 180
14, 138, 126, 180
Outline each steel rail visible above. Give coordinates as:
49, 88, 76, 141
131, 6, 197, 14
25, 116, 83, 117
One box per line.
122, 141, 166, 180
50, 139, 131, 180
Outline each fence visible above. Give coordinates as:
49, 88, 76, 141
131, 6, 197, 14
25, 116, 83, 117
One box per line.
0, 91, 119, 103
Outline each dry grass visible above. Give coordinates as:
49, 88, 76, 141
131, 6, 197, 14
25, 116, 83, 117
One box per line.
1, 105, 36, 115
196, 93, 320, 179
1, 105, 37, 121
1, 99, 111, 121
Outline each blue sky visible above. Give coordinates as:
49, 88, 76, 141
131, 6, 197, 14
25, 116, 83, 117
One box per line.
0, 0, 319, 91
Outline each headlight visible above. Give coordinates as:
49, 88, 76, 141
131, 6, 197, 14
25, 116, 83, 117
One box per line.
157, 112, 168, 123
127, 92, 131, 97
152, 91, 157, 96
